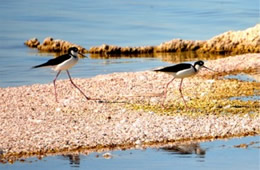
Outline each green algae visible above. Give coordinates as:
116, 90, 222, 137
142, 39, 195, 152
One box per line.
127, 79, 260, 117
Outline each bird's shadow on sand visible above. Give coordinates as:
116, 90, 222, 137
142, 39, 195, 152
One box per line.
96, 99, 130, 104
90, 92, 164, 105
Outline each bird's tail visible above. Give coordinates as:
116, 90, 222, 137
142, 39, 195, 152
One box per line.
32, 65, 40, 69
32, 63, 50, 69
32, 65, 42, 69
152, 66, 165, 72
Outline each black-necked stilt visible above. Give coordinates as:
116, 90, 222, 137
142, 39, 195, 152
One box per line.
33, 47, 90, 102
154, 60, 215, 107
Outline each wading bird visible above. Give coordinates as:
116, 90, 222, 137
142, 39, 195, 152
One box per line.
154, 60, 215, 107
33, 47, 91, 102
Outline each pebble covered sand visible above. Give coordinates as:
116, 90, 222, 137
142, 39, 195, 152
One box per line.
0, 54, 259, 162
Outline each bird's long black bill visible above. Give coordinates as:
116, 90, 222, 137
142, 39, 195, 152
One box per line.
79, 52, 88, 58
202, 66, 216, 72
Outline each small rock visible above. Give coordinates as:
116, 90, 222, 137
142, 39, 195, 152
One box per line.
135, 140, 142, 145
234, 143, 248, 148
224, 105, 231, 109
24, 38, 40, 48
102, 152, 112, 159
0, 149, 4, 155
56, 108, 61, 112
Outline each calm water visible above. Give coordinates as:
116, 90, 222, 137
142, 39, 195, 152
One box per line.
0, 0, 259, 169
0, 0, 259, 87
1, 136, 259, 170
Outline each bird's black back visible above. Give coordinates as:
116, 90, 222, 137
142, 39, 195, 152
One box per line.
154, 63, 193, 73
32, 54, 71, 68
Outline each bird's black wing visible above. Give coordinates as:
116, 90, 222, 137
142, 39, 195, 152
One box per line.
32, 54, 71, 68
154, 63, 192, 73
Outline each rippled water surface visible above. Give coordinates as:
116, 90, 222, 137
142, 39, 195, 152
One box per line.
1, 136, 259, 170
0, 0, 259, 87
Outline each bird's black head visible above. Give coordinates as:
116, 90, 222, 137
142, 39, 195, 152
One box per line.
193, 60, 204, 71
68, 47, 80, 57
68, 47, 88, 58
68, 47, 79, 54
194, 60, 204, 66
194, 60, 216, 72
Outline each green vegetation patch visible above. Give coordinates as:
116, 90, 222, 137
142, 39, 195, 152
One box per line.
128, 79, 260, 117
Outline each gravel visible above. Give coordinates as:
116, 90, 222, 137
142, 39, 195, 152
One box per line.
0, 53, 259, 160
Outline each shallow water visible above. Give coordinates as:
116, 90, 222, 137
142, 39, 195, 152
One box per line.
224, 74, 258, 82
230, 95, 260, 101
1, 136, 259, 170
0, 0, 259, 87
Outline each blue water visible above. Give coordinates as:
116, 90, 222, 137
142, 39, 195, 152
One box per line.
1, 136, 259, 170
224, 74, 258, 82
0, 0, 259, 87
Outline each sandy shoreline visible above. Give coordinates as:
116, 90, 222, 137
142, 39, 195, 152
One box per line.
0, 53, 259, 162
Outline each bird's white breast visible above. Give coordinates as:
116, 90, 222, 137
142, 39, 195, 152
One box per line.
174, 67, 197, 78
54, 56, 79, 71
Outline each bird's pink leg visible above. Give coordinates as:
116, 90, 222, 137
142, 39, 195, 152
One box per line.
179, 78, 188, 108
66, 70, 90, 100
161, 77, 175, 107
53, 71, 61, 102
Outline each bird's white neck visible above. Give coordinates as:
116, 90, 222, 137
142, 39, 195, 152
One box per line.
194, 64, 202, 71
70, 51, 78, 58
